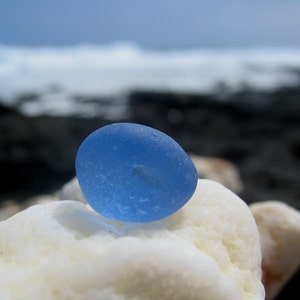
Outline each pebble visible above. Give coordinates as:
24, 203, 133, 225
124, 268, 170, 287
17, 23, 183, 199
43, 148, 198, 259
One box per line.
189, 154, 244, 193
75, 123, 198, 222
250, 201, 300, 300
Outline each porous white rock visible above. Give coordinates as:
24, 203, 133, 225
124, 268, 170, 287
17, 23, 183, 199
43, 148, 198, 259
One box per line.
59, 176, 85, 203
0, 180, 264, 300
0, 194, 59, 221
250, 201, 300, 300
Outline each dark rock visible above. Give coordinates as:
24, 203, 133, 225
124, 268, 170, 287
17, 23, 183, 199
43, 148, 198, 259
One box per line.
0, 87, 299, 212
128, 87, 300, 210
0, 102, 120, 201
0, 102, 21, 115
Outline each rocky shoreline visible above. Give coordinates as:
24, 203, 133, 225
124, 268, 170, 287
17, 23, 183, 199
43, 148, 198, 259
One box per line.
0, 86, 300, 299
129, 87, 300, 210
1, 86, 299, 210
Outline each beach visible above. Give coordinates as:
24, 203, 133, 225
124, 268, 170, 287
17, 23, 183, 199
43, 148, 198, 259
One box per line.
0, 44, 299, 298
1, 85, 299, 210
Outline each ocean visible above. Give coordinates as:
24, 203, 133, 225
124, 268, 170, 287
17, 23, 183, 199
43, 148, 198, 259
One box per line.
0, 43, 300, 117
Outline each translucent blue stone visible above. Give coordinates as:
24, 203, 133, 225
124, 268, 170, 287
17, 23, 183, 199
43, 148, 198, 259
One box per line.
75, 123, 198, 223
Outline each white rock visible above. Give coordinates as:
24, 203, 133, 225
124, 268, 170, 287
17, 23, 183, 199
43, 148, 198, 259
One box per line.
250, 201, 300, 300
59, 177, 86, 202
0, 194, 60, 221
0, 180, 264, 300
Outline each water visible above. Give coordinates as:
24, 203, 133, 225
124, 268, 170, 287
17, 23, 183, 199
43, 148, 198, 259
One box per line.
0, 42, 300, 116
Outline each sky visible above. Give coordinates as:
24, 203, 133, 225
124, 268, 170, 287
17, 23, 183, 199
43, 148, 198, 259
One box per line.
0, 0, 300, 48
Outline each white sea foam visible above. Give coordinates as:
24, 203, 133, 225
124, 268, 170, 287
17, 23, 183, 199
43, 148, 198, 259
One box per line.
0, 43, 299, 115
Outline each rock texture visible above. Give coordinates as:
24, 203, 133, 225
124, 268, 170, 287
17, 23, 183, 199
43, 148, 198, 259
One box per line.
250, 201, 300, 300
0, 103, 114, 201
0, 180, 264, 300
129, 87, 300, 209
0, 86, 299, 209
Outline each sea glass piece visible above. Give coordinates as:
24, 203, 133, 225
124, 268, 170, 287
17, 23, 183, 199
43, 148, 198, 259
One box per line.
75, 123, 198, 222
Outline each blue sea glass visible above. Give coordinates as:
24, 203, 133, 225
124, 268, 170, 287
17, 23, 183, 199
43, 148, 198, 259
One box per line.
75, 123, 198, 223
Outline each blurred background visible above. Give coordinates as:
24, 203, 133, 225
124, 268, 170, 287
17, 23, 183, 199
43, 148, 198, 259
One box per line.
0, 1, 300, 297
0, 0, 299, 203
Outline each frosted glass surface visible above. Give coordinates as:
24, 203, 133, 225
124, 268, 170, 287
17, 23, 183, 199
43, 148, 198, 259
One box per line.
76, 123, 198, 222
